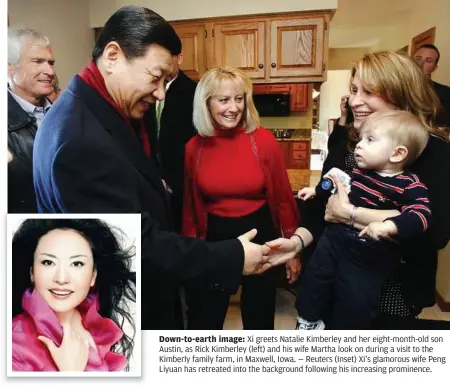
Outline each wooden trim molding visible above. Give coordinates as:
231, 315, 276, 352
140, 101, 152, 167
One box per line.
170, 9, 335, 25
435, 290, 450, 312
410, 27, 436, 55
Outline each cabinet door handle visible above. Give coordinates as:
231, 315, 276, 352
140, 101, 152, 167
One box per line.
258, 63, 264, 69
271, 62, 276, 68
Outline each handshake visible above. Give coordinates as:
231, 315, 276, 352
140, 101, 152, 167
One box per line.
238, 229, 303, 283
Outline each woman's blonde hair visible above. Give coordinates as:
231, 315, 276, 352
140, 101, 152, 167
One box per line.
193, 66, 260, 137
348, 51, 447, 145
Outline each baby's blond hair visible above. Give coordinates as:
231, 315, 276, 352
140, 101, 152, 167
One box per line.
360, 110, 429, 166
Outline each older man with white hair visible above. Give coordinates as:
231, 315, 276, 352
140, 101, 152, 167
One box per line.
8, 27, 55, 213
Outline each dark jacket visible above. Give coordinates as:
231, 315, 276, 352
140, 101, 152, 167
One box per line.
8, 92, 38, 213
144, 70, 197, 232
33, 75, 244, 330
433, 80, 450, 128
300, 124, 450, 312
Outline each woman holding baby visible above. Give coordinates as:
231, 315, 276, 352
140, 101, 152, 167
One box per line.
269, 51, 450, 330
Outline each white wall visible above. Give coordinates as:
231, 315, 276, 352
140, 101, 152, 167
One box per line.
374, 0, 450, 85
406, 0, 450, 85
9, 0, 94, 89
89, 0, 337, 27
319, 70, 351, 134
89, 0, 117, 28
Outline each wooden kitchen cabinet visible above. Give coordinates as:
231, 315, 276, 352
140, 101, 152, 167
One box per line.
277, 140, 311, 169
213, 21, 266, 79
171, 24, 207, 81
291, 150, 309, 169
277, 141, 291, 166
287, 141, 311, 169
267, 84, 291, 93
270, 17, 326, 78
169, 10, 330, 82
291, 141, 307, 151
289, 84, 309, 111
253, 84, 290, 94
277, 139, 311, 191
253, 84, 270, 94
212, 16, 328, 82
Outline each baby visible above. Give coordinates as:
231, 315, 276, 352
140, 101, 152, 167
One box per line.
295, 110, 431, 329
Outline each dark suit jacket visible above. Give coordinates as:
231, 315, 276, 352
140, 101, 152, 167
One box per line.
144, 70, 197, 232
433, 80, 450, 127
33, 75, 244, 330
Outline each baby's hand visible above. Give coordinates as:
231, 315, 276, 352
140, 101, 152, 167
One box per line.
297, 187, 316, 201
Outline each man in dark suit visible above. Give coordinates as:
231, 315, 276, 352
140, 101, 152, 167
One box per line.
32, 6, 281, 330
145, 53, 197, 232
413, 44, 450, 127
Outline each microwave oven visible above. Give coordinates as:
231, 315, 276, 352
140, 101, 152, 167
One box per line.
253, 93, 290, 116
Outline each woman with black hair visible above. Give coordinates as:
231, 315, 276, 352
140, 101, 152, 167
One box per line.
12, 219, 136, 372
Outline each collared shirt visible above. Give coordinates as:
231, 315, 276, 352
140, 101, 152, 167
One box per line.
8, 89, 52, 128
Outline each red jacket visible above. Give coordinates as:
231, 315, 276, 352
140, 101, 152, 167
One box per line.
12, 289, 127, 372
182, 127, 299, 239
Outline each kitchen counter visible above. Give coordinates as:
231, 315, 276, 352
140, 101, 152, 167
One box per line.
260, 117, 313, 191
269, 128, 312, 141
273, 133, 312, 192
276, 137, 311, 141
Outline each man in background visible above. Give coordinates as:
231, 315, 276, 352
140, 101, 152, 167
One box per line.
144, 53, 197, 232
8, 27, 55, 213
413, 44, 450, 127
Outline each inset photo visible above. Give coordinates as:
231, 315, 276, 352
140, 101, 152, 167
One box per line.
7, 214, 141, 376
